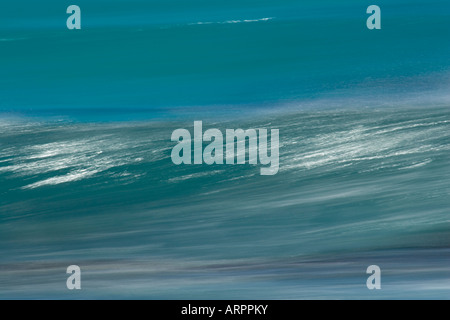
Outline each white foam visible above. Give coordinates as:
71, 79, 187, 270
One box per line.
168, 171, 223, 183
0, 37, 28, 42
190, 17, 274, 26
22, 169, 99, 189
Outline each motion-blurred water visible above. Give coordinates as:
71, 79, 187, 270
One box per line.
1, 0, 449, 299
1, 107, 449, 299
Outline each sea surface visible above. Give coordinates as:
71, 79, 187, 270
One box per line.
0, 0, 449, 299
1, 108, 449, 299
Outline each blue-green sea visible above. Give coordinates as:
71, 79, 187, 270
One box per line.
0, 0, 449, 299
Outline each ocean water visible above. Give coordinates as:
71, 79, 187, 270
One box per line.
1, 0, 449, 115
0, 0, 449, 299
1, 108, 449, 299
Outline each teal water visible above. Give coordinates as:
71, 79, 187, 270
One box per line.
0, 0, 449, 116
1, 108, 449, 299
0, 1, 449, 299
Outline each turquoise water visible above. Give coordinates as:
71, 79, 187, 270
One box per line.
0, 1, 449, 299
1, 0, 449, 115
